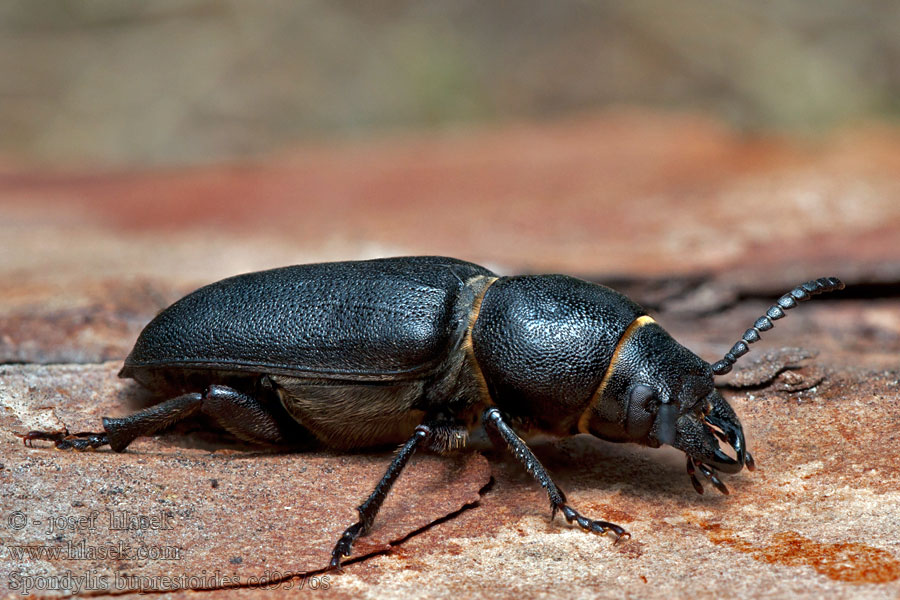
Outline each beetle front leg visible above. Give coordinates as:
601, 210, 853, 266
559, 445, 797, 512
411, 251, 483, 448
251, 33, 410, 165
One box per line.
330, 424, 433, 571
482, 408, 629, 541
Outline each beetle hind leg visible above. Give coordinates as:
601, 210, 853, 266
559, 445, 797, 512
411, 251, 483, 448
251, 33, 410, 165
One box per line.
23, 384, 305, 453
198, 384, 310, 447
103, 385, 309, 451
23, 428, 109, 451
482, 408, 629, 541
22, 392, 204, 452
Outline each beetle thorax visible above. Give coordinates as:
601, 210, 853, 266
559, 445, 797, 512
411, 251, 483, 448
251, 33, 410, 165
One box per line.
470, 275, 646, 434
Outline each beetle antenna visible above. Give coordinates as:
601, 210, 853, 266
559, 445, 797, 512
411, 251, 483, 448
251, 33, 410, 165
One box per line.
711, 277, 844, 376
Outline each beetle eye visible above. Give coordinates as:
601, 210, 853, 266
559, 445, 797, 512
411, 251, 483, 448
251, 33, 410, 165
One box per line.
630, 384, 658, 412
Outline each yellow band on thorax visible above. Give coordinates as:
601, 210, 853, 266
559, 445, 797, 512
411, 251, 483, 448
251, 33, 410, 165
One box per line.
576, 315, 656, 434
463, 276, 499, 407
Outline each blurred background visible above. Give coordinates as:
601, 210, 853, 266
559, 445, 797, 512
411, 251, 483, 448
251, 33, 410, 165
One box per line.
1, 0, 899, 168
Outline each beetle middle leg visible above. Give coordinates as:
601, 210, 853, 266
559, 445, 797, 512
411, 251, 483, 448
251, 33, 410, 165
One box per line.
482, 408, 629, 540
330, 423, 433, 571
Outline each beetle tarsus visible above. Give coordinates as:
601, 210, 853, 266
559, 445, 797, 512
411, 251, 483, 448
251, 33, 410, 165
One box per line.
559, 504, 628, 540
329, 521, 364, 571
23, 429, 110, 451
482, 408, 628, 542
328, 424, 433, 571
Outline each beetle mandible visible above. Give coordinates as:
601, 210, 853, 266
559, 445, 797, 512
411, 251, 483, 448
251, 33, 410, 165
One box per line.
23, 256, 844, 569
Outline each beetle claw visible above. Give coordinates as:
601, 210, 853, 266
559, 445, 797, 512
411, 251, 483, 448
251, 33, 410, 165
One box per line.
23, 428, 70, 447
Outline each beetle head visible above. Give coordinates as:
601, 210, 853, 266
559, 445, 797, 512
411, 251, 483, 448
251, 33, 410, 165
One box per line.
581, 320, 750, 494
582, 276, 845, 494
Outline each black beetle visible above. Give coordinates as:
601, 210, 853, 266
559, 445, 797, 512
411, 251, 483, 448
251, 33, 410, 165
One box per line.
23, 256, 843, 569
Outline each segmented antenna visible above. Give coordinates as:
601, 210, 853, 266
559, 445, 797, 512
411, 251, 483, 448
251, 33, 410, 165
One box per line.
711, 277, 845, 376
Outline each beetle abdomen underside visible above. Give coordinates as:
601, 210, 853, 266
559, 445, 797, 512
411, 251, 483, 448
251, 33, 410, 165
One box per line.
273, 376, 427, 449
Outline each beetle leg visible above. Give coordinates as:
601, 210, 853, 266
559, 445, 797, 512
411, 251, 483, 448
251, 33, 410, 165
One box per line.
23, 391, 202, 452
23, 428, 109, 451
23, 393, 203, 452
97, 392, 203, 451
25, 385, 307, 453
105, 385, 306, 451
330, 424, 433, 571
482, 408, 628, 541
198, 383, 309, 446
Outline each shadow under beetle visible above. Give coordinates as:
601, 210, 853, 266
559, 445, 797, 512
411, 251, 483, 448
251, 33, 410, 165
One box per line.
23, 256, 844, 569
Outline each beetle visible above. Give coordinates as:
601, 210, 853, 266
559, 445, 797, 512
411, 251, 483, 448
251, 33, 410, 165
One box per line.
23, 256, 844, 569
